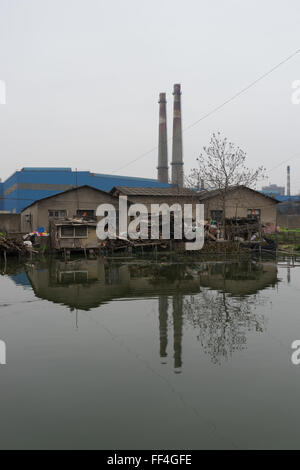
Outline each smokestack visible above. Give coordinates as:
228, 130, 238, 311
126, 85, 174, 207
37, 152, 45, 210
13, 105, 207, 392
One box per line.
157, 93, 169, 183
171, 83, 184, 187
287, 165, 291, 196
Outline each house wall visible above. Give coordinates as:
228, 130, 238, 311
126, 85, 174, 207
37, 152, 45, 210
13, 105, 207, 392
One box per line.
202, 188, 277, 225
121, 194, 201, 218
21, 203, 39, 233
0, 214, 21, 233
21, 187, 120, 232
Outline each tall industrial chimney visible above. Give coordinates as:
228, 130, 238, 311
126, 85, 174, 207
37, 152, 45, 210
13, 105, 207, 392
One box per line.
157, 93, 169, 183
171, 84, 184, 187
287, 165, 291, 196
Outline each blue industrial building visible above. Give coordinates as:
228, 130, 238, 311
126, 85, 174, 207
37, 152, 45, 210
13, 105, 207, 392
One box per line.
0, 167, 171, 213
260, 191, 300, 203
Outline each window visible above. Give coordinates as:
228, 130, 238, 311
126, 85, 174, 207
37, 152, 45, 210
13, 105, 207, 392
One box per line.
247, 209, 261, 220
60, 225, 88, 238
49, 210, 67, 218
60, 271, 88, 284
210, 210, 223, 222
75, 225, 88, 237
76, 210, 95, 219
60, 226, 74, 237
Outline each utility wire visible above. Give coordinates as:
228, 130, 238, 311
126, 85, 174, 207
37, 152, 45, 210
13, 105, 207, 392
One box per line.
111, 49, 300, 173
268, 152, 300, 173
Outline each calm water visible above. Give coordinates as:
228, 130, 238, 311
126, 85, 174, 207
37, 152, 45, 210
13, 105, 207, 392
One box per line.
0, 255, 300, 449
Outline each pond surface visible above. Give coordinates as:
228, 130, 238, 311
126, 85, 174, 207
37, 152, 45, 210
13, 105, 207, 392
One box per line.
0, 255, 300, 449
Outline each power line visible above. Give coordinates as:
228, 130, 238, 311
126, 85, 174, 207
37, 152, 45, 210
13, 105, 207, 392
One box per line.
111, 48, 300, 173
268, 152, 300, 173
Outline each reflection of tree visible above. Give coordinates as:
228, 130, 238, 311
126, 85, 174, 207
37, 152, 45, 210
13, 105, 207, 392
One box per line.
183, 289, 267, 364
156, 261, 274, 367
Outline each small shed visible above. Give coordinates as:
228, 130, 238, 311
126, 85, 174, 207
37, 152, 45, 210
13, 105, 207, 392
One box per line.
49, 219, 100, 253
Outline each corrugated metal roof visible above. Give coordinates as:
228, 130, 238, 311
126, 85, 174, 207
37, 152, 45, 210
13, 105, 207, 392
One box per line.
111, 186, 198, 196
21, 167, 72, 172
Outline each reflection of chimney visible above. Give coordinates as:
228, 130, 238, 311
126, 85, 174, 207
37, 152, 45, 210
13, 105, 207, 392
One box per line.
287, 165, 291, 196
171, 84, 184, 187
157, 93, 169, 183
158, 296, 168, 361
172, 295, 183, 372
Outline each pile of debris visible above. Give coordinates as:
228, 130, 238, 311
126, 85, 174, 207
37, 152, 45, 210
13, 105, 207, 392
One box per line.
98, 213, 185, 253
225, 218, 261, 241
204, 218, 262, 243
0, 233, 30, 256
99, 236, 169, 253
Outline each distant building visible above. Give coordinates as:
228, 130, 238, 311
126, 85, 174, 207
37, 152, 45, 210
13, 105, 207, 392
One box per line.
262, 184, 285, 196
0, 167, 171, 214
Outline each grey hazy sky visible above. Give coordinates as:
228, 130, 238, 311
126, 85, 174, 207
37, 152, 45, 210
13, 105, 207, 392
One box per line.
0, 0, 300, 192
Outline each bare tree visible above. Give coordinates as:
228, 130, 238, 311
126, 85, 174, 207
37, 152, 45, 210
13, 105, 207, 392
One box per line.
186, 133, 266, 230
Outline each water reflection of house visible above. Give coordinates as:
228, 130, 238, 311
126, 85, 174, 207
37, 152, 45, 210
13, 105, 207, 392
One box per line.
23, 260, 195, 372
25, 260, 200, 311
26, 260, 131, 310
20, 259, 279, 370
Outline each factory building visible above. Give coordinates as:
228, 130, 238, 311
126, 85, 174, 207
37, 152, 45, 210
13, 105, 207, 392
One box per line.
262, 184, 285, 197
0, 167, 171, 214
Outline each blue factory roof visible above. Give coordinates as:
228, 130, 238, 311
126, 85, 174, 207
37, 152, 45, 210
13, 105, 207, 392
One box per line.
0, 167, 171, 213
260, 191, 300, 203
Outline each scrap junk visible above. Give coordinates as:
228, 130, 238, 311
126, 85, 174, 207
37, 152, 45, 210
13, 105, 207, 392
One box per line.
0, 228, 49, 260
0, 232, 34, 258
206, 217, 277, 251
